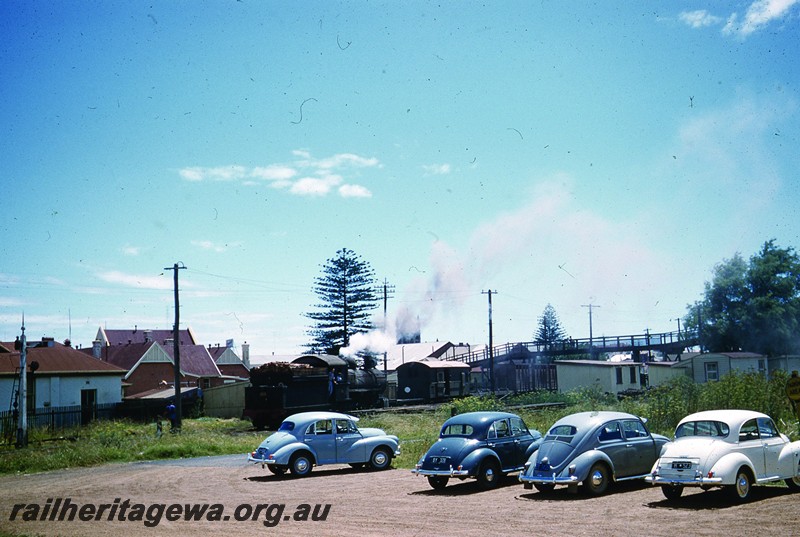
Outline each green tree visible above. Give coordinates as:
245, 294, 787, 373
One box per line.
534, 304, 568, 348
305, 248, 379, 355
688, 240, 800, 355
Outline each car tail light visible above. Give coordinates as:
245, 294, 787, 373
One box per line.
707, 470, 714, 478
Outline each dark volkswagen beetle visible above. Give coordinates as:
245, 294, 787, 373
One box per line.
519, 411, 670, 495
412, 411, 542, 490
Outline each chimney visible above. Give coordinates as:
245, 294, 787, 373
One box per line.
92, 340, 102, 359
242, 342, 250, 368
143, 330, 152, 343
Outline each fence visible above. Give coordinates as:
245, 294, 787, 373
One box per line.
1, 403, 118, 441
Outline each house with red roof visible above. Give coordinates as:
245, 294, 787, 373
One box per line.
0, 338, 126, 431
86, 327, 249, 397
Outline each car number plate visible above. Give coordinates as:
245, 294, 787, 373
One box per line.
430, 456, 449, 465
672, 461, 692, 470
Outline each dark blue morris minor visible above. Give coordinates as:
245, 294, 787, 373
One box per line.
520, 411, 670, 495
412, 411, 543, 490
248, 411, 400, 477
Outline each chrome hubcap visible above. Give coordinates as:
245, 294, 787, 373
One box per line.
296, 459, 309, 472
374, 452, 387, 465
591, 470, 604, 487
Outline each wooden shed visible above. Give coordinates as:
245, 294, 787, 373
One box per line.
396, 360, 470, 402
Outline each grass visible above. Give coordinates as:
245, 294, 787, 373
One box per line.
3, 370, 798, 476
0, 417, 263, 476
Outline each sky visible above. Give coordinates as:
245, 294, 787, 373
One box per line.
1, 1, 799, 361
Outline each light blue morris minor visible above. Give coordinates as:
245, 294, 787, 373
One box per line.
520, 411, 670, 495
248, 411, 400, 477
646, 409, 800, 502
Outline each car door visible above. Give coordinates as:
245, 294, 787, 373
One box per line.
334, 418, 367, 463
302, 419, 337, 464
595, 420, 632, 477
757, 417, 785, 478
487, 418, 520, 470
738, 419, 767, 479
621, 418, 658, 476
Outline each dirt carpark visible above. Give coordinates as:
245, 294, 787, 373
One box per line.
1, 455, 799, 537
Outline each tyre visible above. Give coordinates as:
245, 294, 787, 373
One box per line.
268, 465, 287, 476
427, 476, 449, 490
476, 459, 501, 490
582, 463, 610, 496
533, 483, 556, 493
369, 448, 392, 470
727, 468, 752, 502
784, 476, 800, 491
289, 452, 313, 477
662, 485, 683, 500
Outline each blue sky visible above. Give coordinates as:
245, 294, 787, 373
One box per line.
2, 1, 798, 359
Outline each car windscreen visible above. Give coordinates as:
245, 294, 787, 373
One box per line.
440, 423, 475, 437
545, 424, 577, 443
675, 420, 729, 438
277, 421, 295, 432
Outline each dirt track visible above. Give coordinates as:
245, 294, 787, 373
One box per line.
2, 455, 799, 537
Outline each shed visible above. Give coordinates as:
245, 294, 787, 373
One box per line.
396, 359, 470, 402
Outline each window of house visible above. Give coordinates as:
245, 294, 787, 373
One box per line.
704, 362, 719, 382
629, 366, 637, 384
615, 367, 623, 385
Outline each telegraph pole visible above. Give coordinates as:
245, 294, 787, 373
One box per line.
16, 317, 28, 448
482, 290, 496, 393
377, 279, 395, 373
581, 303, 600, 348
164, 263, 186, 431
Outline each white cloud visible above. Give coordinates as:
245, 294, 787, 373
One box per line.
96, 270, 173, 290
422, 163, 452, 175
178, 165, 248, 181
338, 184, 372, 198
250, 165, 297, 181
121, 245, 141, 256
179, 150, 379, 199
191, 240, 241, 253
679, 10, 723, 28
723, 0, 799, 37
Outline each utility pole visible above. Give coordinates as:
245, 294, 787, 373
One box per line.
581, 303, 600, 348
376, 279, 395, 373
16, 317, 27, 448
482, 290, 496, 394
164, 263, 186, 431
671, 317, 682, 339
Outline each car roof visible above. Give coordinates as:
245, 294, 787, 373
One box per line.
442, 411, 521, 427
282, 411, 359, 426
677, 409, 770, 429
551, 411, 641, 430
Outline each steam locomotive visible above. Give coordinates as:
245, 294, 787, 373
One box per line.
243, 354, 386, 429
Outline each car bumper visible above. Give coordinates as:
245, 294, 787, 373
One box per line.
645, 474, 723, 487
248, 455, 281, 466
518, 473, 579, 485
411, 467, 471, 478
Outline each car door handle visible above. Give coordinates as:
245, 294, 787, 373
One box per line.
626, 444, 633, 448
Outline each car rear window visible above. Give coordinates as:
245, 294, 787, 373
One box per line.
278, 421, 295, 432
545, 424, 577, 442
675, 420, 729, 438
441, 424, 475, 437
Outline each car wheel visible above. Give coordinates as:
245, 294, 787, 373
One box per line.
369, 448, 392, 470
583, 463, 610, 496
533, 483, 556, 493
268, 465, 287, 476
784, 476, 800, 491
728, 468, 752, 502
289, 452, 313, 477
427, 476, 449, 490
476, 459, 501, 490
662, 485, 683, 500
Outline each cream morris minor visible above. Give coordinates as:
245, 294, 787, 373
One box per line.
646, 409, 800, 502
248, 411, 400, 477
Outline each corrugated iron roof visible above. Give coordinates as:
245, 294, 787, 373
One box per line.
0, 341, 127, 375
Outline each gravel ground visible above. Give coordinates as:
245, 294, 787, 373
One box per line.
2, 455, 799, 536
